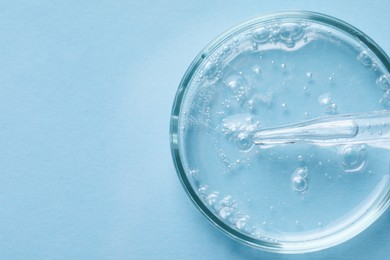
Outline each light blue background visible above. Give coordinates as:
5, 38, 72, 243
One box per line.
0, 1, 389, 259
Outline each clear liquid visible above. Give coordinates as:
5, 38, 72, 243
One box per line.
178, 21, 390, 243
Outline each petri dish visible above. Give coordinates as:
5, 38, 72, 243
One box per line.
170, 11, 390, 253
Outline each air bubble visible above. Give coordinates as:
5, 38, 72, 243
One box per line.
279, 23, 303, 42
236, 132, 254, 151
252, 27, 270, 43
222, 114, 261, 151
292, 167, 308, 192
329, 103, 337, 114
225, 75, 247, 97
377, 74, 390, 90
319, 94, 337, 114
238, 218, 253, 231
319, 94, 332, 105
252, 65, 261, 75
381, 90, 390, 107
284, 38, 295, 48
222, 44, 230, 53
218, 196, 237, 219
198, 185, 208, 199
235, 217, 246, 229
358, 51, 373, 67
206, 192, 220, 210
306, 72, 313, 80
252, 42, 258, 51
219, 195, 236, 207
203, 61, 219, 82
338, 145, 366, 172
247, 99, 255, 110
189, 169, 200, 185
294, 167, 308, 178
292, 176, 307, 192
235, 215, 251, 231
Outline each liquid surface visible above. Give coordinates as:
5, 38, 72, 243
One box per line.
176, 17, 390, 250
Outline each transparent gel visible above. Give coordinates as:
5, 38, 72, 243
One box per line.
170, 11, 390, 253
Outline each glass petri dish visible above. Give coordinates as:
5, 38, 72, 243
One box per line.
170, 11, 390, 253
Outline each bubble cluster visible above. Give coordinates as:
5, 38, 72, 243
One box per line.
235, 215, 256, 234
198, 185, 208, 200
203, 60, 220, 82
218, 195, 238, 219
319, 94, 337, 114
216, 148, 251, 173
250, 23, 304, 49
199, 188, 259, 235
247, 92, 273, 110
292, 167, 309, 192
222, 114, 260, 151
206, 191, 220, 210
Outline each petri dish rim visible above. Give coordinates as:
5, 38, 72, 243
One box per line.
170, 10, 390, 253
